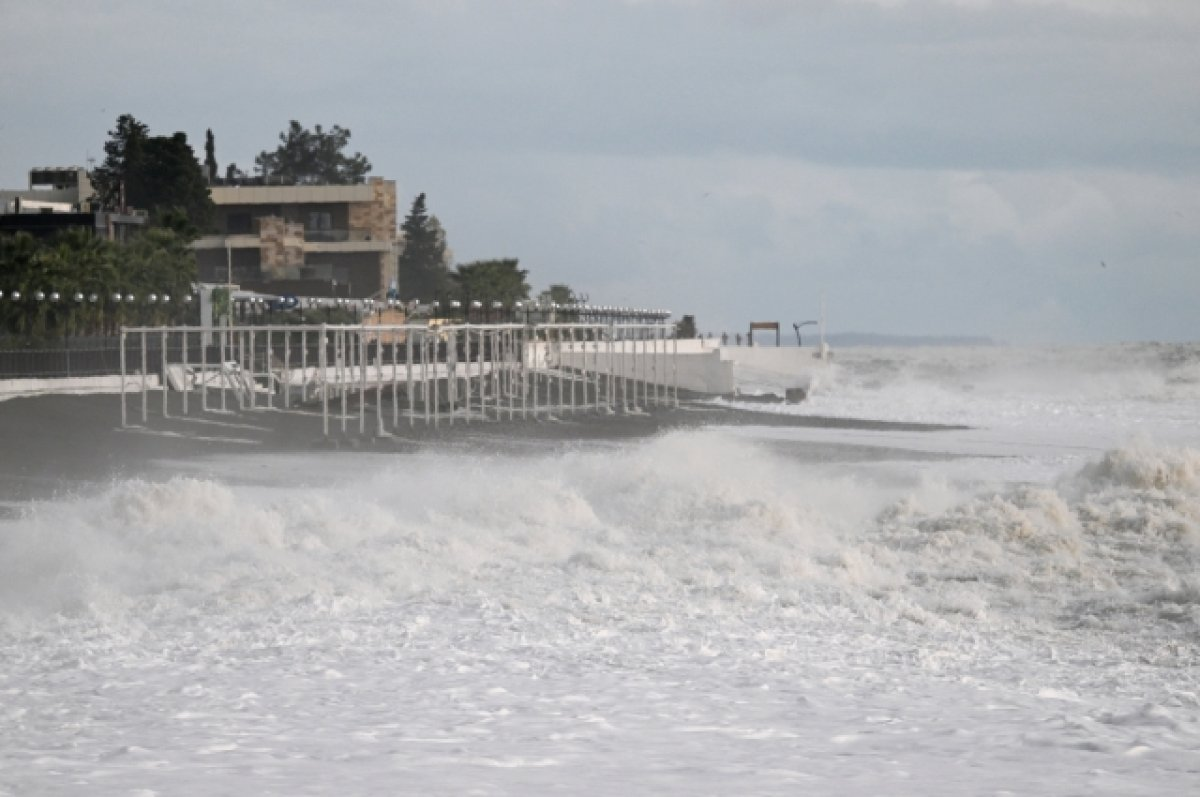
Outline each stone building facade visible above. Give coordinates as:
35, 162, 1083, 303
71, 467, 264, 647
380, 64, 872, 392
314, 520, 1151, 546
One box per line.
192, 177, 398, 298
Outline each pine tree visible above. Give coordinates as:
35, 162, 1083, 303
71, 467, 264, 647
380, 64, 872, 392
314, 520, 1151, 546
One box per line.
451, 259, 530, 306
396, 193, 450, 301
138, 132, 215, 233
89, 115, 214, 234
538, 284, 582, 305
204, 129, 218, 183
254, 121, 371, 184
91, 114, 149, 210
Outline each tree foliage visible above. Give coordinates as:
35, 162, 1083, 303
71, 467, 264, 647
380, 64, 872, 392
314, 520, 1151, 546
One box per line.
91, 114, 148, 210
204, 129, 217, 182
396, 193, 451, 301
451, 259, 530, 306
0, 229, 198, 339
254, 121, 372, 185
90, 114, 214, 233
539, 284, 583, 305
138, 133, 214, 232
674, 314, 698, 339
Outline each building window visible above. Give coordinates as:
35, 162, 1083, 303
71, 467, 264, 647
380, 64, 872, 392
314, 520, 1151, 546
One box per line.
227, 212, 252, 234
303, 263, 334, 280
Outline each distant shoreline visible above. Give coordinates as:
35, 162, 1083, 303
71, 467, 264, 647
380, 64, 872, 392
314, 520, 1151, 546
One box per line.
826, 332, 997, 347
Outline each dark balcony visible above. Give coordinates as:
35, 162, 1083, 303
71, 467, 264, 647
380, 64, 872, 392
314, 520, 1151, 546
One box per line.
303, 228, 375, 243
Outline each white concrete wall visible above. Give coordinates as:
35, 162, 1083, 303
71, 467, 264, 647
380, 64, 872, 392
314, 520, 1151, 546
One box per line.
0, 374, 157, 401
715, 345, 831, 393
714, 345, 824, 369
539, 341, 735, 395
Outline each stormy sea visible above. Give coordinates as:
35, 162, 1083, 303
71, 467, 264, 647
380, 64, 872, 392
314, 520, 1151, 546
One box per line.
2, 342, 1198, 795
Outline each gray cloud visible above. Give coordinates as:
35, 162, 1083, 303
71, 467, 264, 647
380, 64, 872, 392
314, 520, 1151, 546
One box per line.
1, 0, 1197, 341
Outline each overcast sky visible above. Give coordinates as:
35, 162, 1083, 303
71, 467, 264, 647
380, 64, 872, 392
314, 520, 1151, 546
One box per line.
2, 0, 1197, 342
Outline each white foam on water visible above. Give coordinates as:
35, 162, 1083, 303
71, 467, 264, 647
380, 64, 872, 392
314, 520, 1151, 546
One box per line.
2, 345, 1199, 794
723, 343, 1200, 449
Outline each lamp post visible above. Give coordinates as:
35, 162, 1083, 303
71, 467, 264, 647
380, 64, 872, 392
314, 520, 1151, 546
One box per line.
793, 321, 817, 347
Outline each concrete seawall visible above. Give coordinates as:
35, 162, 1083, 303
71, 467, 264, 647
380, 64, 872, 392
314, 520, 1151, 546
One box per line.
542, 340, 736, 395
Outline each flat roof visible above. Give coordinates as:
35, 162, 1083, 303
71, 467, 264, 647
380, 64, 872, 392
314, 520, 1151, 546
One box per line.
210, 184, 379, 205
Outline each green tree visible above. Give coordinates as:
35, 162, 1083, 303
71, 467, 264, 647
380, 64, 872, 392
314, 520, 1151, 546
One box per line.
674, 314, 698, 339
204, 128, 218, 182
254, 121, 371, 184
396, 193, 451, 302
0, 227, 199, 338
90, 115, 214, 232
41, 229, 119, 335
90, 114, 149, 210
451, 259, 530, 307
538, 284, 583, 305
121, 227, 199, 326
138, 132, 214, 233
0, 233, 45, 337
427, 215, 452, 268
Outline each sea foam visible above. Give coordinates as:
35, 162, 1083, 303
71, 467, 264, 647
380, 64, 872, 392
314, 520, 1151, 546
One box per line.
2, 432, 1196, 645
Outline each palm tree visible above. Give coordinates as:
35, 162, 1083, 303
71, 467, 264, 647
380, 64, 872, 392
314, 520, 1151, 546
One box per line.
0, 233, 44, 339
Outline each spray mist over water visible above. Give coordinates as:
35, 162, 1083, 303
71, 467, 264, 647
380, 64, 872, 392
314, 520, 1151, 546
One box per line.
2, 431, 1195, 642
742, 343, 1200, 437
4, 370, 1200, 793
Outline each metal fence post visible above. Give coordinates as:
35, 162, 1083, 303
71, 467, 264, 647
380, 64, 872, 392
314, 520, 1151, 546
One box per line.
359, 328, 367, 436
248, 327, 254, 407
521, 328, 529, 420
201, 325, 208, 412
339, 328, 348, 435
181, 329, 189, 416
673, 330, 679, 407
320, 324, 329, 437
140, 330, 148, 424
283, 328, 291, 409
407, 326, 415, 428
392, 327, 399, 430
301, 328, 308, 406
119, 328, 128, 428
422, 331, 431, 428
161, 328, 169, 419
265, 328, 273, 410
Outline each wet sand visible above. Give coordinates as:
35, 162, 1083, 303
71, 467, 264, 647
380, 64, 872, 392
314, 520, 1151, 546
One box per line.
0, 390, 965, 502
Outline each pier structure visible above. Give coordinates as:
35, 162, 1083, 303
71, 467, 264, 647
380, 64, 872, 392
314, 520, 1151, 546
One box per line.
117, 322, 679, 437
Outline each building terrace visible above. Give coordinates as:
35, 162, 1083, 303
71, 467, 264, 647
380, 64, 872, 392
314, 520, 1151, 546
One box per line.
192, 177, 398, 299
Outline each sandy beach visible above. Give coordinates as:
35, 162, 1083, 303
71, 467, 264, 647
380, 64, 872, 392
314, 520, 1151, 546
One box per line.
0, 388, 962, 503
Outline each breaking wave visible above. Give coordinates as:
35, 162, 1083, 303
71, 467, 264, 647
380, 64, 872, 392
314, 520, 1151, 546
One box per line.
761, 342, 1200, 432
1, 432, 1197, 643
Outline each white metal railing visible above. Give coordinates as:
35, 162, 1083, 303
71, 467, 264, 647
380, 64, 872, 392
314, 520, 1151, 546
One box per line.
118, 322, 679, 436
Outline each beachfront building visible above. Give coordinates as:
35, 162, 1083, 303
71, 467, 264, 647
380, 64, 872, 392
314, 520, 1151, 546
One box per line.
0, 167, 146, 242
191, 177, 398, 299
